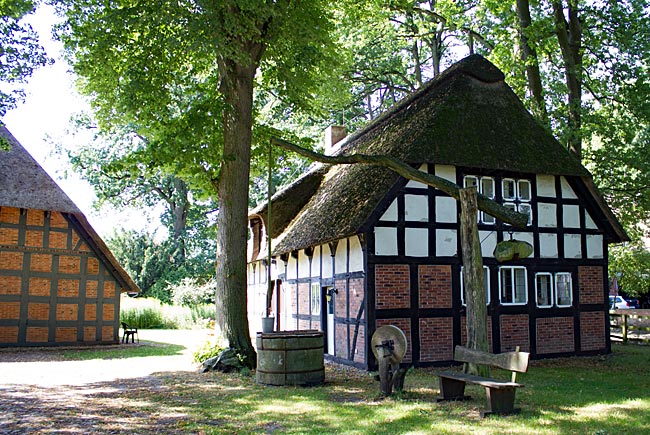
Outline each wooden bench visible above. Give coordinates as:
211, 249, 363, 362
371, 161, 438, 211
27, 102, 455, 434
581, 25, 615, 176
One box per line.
437, 345, 529, 417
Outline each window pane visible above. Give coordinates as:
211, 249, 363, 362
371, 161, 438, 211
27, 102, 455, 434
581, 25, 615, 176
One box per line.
481, 212, 496, 224
514, 268, 527, 303
518, 203, 532, 225
481, 178, 495, 199
311, 284, 320, 315
536, 274, 553, 307
556, 273, 572, 306
503, 179, 516, 200
500, 268, 514, 303
518, 180, 531, 201
464, 176, 478, 188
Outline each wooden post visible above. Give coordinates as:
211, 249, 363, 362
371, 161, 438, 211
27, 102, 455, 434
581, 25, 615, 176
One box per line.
459, 188, 489, 376
622, 313, 628, 344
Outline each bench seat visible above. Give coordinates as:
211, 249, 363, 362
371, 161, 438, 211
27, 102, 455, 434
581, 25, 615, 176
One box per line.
438, 371, 523, 389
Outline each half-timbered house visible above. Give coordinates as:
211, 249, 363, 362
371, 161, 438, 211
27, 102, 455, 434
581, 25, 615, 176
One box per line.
246, 55, 628, 369
0, 125, 138, 347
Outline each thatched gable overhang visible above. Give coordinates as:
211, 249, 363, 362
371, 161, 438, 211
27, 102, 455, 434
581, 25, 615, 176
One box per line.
0, 124, 140, 293
250, 55, 627, 257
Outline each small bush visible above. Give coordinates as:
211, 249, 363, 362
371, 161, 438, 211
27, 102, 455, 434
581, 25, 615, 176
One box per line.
193, 337, 226, 363
170, 277, 216, 306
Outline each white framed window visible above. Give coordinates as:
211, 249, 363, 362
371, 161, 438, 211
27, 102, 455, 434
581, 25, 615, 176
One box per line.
499, 266, 527, 305
310, 283, 321, 316
535, 272, 573, 308
460, 266, 491, 305
518, 180, 532, 201
464, 175, 496, 224
535, 273, 553, 307
502, 179, 517, 200
555, 273, 573, 307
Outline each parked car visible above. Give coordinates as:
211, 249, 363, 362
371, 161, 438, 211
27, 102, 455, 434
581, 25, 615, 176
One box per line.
624, 298, 640, 309
609, 295, 632, 309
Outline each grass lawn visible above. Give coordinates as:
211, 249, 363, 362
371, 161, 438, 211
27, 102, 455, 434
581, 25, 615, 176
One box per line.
113, 342, 650, 435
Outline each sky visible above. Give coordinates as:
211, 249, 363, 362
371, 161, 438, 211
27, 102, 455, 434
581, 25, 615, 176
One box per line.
2, 5, 161, 238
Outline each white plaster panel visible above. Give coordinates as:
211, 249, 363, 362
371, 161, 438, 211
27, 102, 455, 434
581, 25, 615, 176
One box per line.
406, 164, 428, 188
563, 205, 581, 228
271, 258, 280, 281
405, 194, 429, 222
560, 176, 578, 199
380, 199, 398, 221
585, 211, 598, 229
435, 164, 457, 183
321, 244, 333, 278
479, 231, 497, 258
276, 257, 286, 276
374, 227, 398, 256
539, 233, 558, 258
436, 196, 457, 223
513, 232, 534, 251
298, 250, 311, 278
587, 234, 604, 259
311, 246, 321, 277
564, 234, 582, 259
348, 236, 365, 272
538, 203, 557, 228
405, 228, 429, 257
436, 229, 457, 257
536, 174, 556, 197
335, 238, 348, 274
286, 255, 298, 280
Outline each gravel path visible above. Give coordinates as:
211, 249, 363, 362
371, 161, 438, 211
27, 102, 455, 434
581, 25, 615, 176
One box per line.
0, 330, 211, 434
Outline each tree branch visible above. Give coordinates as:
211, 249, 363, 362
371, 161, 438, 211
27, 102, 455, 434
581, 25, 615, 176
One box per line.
271, 137, 529, 228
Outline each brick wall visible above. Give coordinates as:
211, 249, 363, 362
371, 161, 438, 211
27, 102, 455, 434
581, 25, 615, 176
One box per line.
0, 207, 122, 347
418, 265, 452, 308
376, 318, 412, 363
420, 317, 453, 362
536, 317, 575, 354
350, 323, 365, 363
335, 323, 348, 358
375, 264, 410, 309
580, 312, 606, 351
500, 315, 530, 352
579, 266, 604, 305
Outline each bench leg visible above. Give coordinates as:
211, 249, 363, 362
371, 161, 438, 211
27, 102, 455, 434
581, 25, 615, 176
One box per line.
481, 387, 520, 417
437, 377, 471, 402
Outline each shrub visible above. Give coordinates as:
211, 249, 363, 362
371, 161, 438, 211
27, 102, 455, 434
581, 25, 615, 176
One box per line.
170, 277, 216, 306
193, 337, 226, 363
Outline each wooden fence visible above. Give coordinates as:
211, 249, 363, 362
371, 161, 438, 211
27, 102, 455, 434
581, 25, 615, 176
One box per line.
609, 310, 650, 344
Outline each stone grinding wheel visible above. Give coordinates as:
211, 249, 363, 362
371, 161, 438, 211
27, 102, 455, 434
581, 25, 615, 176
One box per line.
371, 325, 408, 366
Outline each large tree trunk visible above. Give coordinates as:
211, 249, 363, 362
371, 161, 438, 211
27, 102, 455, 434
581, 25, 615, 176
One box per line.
460, 188, 489, 376
171, 177, 189, 260
552, 0, 583, 159
214, 55, 259, 367
516, 0, 549, 125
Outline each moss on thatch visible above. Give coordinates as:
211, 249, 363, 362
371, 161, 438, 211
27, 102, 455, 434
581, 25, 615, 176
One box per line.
252, 55, 623, 256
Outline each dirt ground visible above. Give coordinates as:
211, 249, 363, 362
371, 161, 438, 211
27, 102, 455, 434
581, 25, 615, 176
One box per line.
0, 329, 212, 434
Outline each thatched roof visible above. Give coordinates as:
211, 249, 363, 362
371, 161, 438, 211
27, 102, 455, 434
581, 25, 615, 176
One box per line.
0, 124, 139, 293
251, 55, 627, 256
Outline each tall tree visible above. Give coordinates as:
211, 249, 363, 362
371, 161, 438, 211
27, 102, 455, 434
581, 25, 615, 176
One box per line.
53, 0, 342, 365
0, 0, 51, 118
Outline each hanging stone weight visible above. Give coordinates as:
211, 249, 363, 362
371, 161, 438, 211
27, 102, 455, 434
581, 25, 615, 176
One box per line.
493, 239, 533, 263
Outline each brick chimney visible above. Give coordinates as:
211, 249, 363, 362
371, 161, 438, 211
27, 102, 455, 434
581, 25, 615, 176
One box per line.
324, 125, 347, 156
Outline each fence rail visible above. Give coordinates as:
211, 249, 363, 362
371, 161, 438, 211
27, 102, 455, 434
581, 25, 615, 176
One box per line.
609, 310, 650, 344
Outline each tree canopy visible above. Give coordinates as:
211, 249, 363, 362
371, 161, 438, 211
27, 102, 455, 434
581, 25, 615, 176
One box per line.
0, 0, 51, 119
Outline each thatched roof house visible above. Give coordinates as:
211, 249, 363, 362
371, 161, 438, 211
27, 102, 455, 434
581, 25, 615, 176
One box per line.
0, 124, 138, 347
247, 54, 627, 369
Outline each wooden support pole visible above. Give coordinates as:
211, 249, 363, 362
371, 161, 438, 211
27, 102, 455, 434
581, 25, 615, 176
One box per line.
460, 188, 489, 376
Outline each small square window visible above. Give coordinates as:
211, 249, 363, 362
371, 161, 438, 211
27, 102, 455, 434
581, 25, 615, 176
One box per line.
464, 176, 478, 189
481, 178, 495, 199
310, 283, 321, 315
518, 203, 533, 226
536, 273, 553, 307
499, 266, 527, 305
518, 180, 531, 201
555, 273, 572, 307
502, 179, 516, 200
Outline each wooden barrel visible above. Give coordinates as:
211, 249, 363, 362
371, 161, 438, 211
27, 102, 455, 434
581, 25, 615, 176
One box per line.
256, 330, 324, 386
